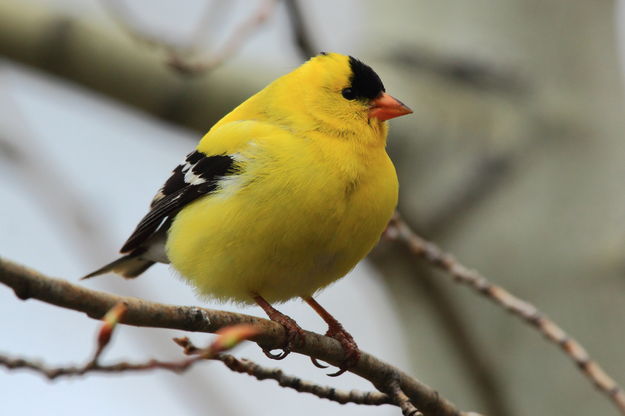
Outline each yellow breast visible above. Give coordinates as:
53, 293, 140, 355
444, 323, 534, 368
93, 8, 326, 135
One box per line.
165, 121, 398, 304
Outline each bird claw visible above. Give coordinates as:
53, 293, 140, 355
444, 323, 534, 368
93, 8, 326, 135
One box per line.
323, 324, 360, 377
327, 366, 348, 377
261, 311, 305, 361
263, 348, 290, 360
310, 357, 329, 368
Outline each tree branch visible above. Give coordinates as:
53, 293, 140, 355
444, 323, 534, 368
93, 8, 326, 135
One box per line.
102, 0, 279, 75
283, 0, 317, 59
390, 213, 625, 415
0, 351, 205, 379
175, 337, 392, 406
0, 257, 476, 416
370, 244, 514, 416
217, 354, 391, 406
0, 348, 390, 408
1, 317, 389, 409
386, 376, 425, 416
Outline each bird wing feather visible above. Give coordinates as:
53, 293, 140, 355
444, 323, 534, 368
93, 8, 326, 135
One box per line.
120, 150, 238, 254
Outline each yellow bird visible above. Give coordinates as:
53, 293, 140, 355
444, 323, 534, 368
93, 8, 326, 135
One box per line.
85, 52, 412, 375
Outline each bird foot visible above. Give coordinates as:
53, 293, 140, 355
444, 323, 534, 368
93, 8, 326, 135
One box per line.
303, 296, 360, 376
254, 294, 306, 360
311, 322, 360, 377
322, 322, 360, 377
261, 307, 306, 360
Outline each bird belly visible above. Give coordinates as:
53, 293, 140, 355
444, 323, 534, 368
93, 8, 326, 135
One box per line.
166, 150, 398, 304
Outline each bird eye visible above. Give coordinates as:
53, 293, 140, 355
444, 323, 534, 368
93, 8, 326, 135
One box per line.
341, 88, 356, 100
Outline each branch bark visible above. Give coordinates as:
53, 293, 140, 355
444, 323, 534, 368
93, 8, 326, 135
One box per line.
103, 0, 279, 75
390, 214, 625, 415
1, 331, 390, 408
0, 257, 474, 416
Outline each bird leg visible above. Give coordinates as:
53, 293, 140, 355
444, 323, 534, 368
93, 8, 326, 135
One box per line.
304, 296, 360, 377
253, 294, 305, 360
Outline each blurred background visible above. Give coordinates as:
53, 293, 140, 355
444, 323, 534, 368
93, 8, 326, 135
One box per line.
1, 1, 625, 415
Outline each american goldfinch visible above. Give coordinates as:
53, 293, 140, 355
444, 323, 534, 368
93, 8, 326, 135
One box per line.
85, 52, 412, 375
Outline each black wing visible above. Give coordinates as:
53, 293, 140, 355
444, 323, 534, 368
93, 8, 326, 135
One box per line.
120, 151, 238, 254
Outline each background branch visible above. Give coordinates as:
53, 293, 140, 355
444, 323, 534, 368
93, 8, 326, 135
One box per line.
390, 214, 625, 415
103, 0, 279, 76
283, 0, 317, 59
370, 242, 513, 416
0, 0, 256, 131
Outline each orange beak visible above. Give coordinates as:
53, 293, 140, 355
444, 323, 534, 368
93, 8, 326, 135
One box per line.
369, 93, 413, 121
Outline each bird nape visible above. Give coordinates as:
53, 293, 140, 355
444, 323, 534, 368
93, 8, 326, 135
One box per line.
84, 52, 412, 376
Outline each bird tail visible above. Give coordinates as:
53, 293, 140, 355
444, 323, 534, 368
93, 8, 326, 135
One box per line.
82, 253, 155, 280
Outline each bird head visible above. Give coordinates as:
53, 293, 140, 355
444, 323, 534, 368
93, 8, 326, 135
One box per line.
216, 53, 412, 143
274, 53, 412, 140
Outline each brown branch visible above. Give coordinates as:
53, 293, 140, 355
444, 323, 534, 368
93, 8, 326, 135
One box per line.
102, 0, 230, 56
283, 0, 317, 59
386, 376, 424, 416
391, 213, 625, 415
101, 0, 181, 53
102, 0, 278, 75
0, 257, 478, 416
0, 351, 204, 380
1, 324, 252, 381
370, 245, 514, 416
418, 154, 516, 237
389, 48, 527, 95
0, 336, 389, 408
0, 302, 206, 379
175, 337, 392, 406
218, 354, 391, 406
4, 314, 388, 409
173, 0, 277, 74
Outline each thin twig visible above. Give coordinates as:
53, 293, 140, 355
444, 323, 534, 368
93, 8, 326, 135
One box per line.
386, 376, 424, 416
391, 213, 625, 415
0, 257, 474, 416
187, 1, 232, 53
419, 154, 515, 237
0, 351, 204, 380
0, 323, 257, 380
92, 302, 128, 364
390, 48, 527, 95
371, 246, 513, 416
0, 336, 390, 408
102, 0, 181, 51
174, 336, 391, 406
102, 0, 231, 54
219, 354, 391, 406
283, 0, 316, 59
102, 0, 278, 75
0, 351, 393, 408
0, 301, 207, 380
178, 0, 277, 73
